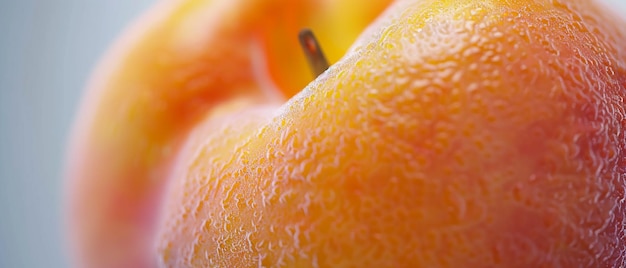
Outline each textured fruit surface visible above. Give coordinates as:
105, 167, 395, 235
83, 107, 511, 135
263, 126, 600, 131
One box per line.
155, 0, 626, 267
65, 0, 391, 267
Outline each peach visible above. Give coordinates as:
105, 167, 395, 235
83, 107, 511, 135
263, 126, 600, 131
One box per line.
66, 0, 626, 267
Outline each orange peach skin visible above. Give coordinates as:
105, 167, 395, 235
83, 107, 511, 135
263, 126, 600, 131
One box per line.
66, 0, 626, 267
155, 0, 626, 267
65, 0, 390, 267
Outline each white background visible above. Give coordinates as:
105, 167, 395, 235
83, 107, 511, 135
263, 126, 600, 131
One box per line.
0, 0, 625, 267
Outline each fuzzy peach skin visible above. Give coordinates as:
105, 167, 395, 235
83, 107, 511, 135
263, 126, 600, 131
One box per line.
66, 0, 626, 267
155, 0, 626, 267
65, 0, 391, 267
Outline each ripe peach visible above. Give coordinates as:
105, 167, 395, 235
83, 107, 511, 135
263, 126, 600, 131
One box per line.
66, 0, 626, 267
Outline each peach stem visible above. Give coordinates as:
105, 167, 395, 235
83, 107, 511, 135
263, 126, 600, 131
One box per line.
298, 28, 330, 78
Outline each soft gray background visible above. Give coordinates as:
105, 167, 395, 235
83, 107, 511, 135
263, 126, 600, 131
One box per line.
0, 1, 152, 267
0, 0, 625, 267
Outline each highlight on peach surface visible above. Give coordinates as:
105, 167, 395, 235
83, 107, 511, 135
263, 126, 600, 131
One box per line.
65, 0, 626, 267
